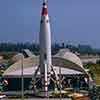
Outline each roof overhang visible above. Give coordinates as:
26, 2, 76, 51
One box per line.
3, 56, 88, 77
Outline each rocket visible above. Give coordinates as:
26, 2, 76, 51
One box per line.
39, 0, 52, 95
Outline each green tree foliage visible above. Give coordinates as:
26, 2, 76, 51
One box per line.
0, 42, 100, 55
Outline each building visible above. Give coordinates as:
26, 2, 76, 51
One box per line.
2, 49, 90, 92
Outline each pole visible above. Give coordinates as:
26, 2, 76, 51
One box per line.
21, 56, 24, 100
59, 66, 62, 100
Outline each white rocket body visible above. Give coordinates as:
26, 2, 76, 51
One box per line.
39, 1, 52, 92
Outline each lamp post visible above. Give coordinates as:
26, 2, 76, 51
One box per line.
21, 55, 24, 100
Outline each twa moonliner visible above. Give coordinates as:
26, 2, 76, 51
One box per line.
39, 0, 52, 96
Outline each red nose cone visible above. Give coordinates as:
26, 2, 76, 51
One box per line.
42, 3, 48, 16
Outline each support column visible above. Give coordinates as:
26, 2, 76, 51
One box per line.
77, 76, 80, 92
41, 61, 48, 97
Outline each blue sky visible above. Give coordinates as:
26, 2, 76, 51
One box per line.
0, 0, 100, 48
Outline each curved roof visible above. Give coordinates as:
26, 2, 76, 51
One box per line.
12, 53, 24, 62
3, 49, 88, 77
55, 49, 83, 68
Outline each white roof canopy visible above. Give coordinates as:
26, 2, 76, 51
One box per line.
3, 49, 88, 77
